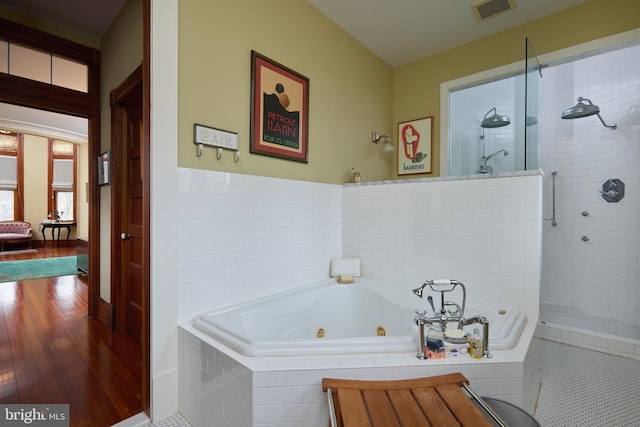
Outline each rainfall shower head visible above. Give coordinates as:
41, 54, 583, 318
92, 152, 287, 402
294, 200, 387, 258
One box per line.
561, 97, 617, 130
481, 107, 511, 128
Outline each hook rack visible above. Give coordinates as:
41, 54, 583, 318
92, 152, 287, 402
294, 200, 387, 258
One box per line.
194, 123, 240, 163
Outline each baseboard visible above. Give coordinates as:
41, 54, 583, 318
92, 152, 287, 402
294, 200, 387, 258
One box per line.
97, 298, 115, 330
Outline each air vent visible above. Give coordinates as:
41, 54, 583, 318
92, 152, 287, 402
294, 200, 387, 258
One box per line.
471, 0, 516, 21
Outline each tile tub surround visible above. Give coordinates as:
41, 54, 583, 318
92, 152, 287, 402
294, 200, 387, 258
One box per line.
178, 169, 543, 323
179, 315, 537, 427
176, 169, 543, 425
177, 168, 343, 323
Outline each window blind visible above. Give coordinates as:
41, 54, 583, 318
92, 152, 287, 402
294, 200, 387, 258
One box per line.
0, 155, 17, 190
52, 158, 74, 190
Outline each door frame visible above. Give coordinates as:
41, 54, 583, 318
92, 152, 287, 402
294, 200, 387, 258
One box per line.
0, 22, 101, 304
110, 64, 149, 412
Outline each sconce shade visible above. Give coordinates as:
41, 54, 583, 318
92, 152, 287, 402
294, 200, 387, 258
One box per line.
371, 131, 394, 151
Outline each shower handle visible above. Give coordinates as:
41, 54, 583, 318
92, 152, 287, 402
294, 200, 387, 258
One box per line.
545, 171, 558, 226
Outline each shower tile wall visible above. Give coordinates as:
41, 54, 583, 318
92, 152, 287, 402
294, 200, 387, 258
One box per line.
176, 168, 342, 323
342, 174, 542, 316
539, 43, 640, 328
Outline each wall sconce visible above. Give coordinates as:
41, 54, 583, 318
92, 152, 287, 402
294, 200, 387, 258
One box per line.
371, 131, 394, 152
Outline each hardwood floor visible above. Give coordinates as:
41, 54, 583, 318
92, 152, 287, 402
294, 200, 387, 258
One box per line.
0, 246, 142, 426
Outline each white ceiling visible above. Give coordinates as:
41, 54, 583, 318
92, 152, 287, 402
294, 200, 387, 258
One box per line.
3, 0, 592, 65
307, 0, 592, 67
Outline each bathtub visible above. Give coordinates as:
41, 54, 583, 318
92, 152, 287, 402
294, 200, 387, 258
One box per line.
192, 278, 527, 357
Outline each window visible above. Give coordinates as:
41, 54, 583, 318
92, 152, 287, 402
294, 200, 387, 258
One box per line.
0, 132, 23, 221
0, 39, 89, 93
48, 139, 76, 221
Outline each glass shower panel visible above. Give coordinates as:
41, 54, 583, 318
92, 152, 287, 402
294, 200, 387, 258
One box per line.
525, 37, 541, 170
448, 38, 541, 176
449, 77, 517, 176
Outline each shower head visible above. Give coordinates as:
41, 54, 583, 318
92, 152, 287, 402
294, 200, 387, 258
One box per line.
412, 285, 425, 298
481, 107, 511, 128
561, 97, 617, 130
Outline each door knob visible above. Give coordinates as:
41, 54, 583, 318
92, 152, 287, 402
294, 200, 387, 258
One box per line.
121, 232, 131, 240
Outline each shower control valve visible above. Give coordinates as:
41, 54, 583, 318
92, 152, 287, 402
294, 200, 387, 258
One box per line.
600, 179, 624, 203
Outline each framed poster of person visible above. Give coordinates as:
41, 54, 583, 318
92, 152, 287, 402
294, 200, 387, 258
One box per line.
250, 50, 310, 163
397, 116, 432, 176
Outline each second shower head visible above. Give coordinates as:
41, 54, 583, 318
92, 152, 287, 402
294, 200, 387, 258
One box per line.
481, 107, 511, 128
562, 97, 617, 130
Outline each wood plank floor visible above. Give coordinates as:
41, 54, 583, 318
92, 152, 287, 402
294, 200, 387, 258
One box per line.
0, 246, 142, 426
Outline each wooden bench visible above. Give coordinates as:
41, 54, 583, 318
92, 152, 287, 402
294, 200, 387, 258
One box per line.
322, 372, 504, 427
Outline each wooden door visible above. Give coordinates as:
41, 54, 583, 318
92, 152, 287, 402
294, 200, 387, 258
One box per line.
110, 63, 149, 414
110, 66, 146, 345
123, 100, 144, 340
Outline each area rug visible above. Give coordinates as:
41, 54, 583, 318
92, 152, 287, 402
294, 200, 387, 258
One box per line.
0, 256, 81, 283
0, 249, 38, 256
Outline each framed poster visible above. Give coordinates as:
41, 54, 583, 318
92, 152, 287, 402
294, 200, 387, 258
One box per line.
250, 50, 309, 163
397, 117, 432, 176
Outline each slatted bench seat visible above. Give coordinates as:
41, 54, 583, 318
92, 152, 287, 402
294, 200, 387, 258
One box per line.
322, 372, 505, 427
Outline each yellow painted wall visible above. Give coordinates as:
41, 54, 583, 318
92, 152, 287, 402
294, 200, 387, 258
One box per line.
393, 0, 640, 177
178, 0, 394, 184
21, 134, 85, 242
99, 0, 143, 302
22, 134, 48, 237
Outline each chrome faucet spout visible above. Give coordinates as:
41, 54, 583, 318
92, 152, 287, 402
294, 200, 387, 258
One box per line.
426, 295, 436, 313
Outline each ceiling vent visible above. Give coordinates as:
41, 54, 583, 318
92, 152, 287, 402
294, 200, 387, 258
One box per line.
471, 0, 516, 21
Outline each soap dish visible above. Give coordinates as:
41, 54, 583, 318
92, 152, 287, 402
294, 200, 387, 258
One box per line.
444, 329, 468, 344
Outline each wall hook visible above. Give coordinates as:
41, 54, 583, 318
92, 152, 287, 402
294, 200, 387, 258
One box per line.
234, 151, 240, 163
196, 143, 203, 158
216, 147, 223, 160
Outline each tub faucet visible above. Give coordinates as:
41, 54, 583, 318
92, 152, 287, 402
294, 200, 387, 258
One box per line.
413, 279, 468, 359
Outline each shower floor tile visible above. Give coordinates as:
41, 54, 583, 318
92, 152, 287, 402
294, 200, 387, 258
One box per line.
525, 337, 640, 426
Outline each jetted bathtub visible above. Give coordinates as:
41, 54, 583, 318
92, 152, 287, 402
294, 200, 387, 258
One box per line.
193, 279, 527, 357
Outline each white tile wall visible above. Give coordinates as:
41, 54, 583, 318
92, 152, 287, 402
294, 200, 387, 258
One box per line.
178, 169, 542, 321
539, 43, 640, 328
177, 168, 342, 323
342, 173, 542, 316
177, 171, 542, 426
